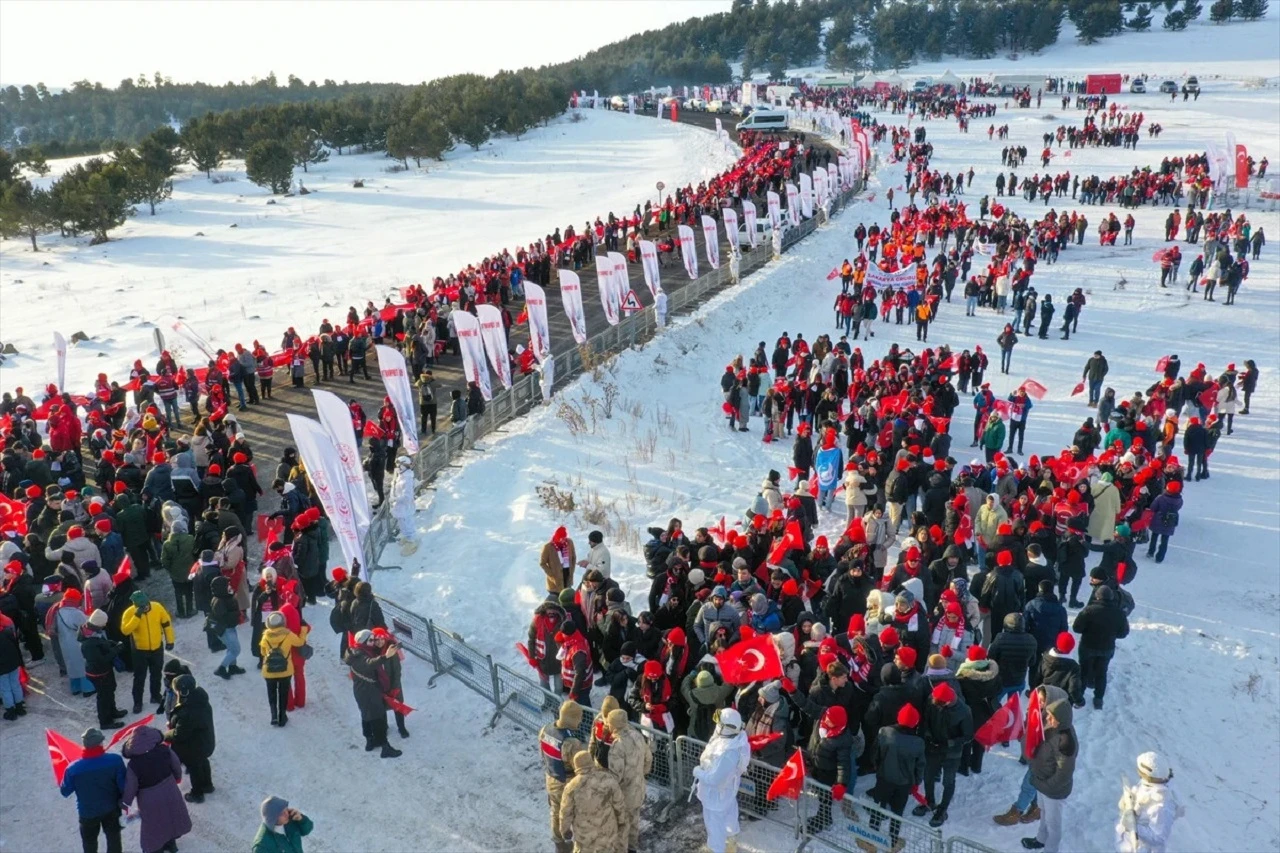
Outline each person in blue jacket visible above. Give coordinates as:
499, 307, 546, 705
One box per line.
60, 727, 126, 853
1005, 388, 1033, 455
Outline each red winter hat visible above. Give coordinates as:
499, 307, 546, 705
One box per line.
996, 550, 1013, 567
945, 601, 963, 617
781, 579, 800, 597
643, 660, 663, 679
931, 682, 956, 704
208, 464, 222, 475
63, 589, 83, 604
820, 704, 848, 733
24, 485, 41, 499
817, 651, 837, 671
967, 645, 987, 661
751, 514, 766, 530
1166, 481, 1182, 494
879, 626, 900, 648
94, 519, 112, 534
895, 646, 918, 669
896, 459, 910, 472
905, 546, 921, 562
67, 526, 84, 540
232, 452, 248, 464
997, 522, 1013, 536
934, 460, 946, 471
1067, 491, 1082, 505
1056, 632, 1076, 654
815, 536, 829, 550
897, 703, 921, 728
113, 481, 127, 494
331, 567, 348, 584
848, 613, 866, 635
152, 452, 166, 464
32, 448, 45, 460
951, 495, 966, 509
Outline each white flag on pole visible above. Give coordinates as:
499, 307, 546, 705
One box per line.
475, 304, 512, 390
287, 414, 364, 572
312, 389, 372, 538
451, 311, 492, 401
374, 345, 420, 453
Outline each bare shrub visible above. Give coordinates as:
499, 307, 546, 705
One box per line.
557, 400, 588, 435
535, 479, 576, 514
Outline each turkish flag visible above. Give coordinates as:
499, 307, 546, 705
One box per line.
107, 715, 155, 751
992, 399, 1012, 420
843, 516, 866, 545
1070, 382, 1085, 397
514, 642, 537, 669
749, 732, 784, 752
927, 416, 950, 434
1018, 379, 1048, 400
708, 516, 729, 547
767, 521, 803, 566
716, 632, 783, 685
767, 748, 806, 801
1024, 687, 1045, 759
516, 308, 529, 325
0, 493, 28, 537
384, 694, 415, 716
936, 355, 955, 370
974, 693, 1024, 748
1155, 356, 1170, 373
827, 268, 841, 281
1235, 144, 1250, 189
47, 729, 83, 786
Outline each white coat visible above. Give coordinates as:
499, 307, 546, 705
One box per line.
1116, 780, 1183, 853
693, 729, 751, 811
389, 465, 417, 542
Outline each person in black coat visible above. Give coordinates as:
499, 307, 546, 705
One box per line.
342, 581, 386, 635
1056, 526, 1089, 608
986, 613, 1037, 702
79, 613, 127, 728
1072, 585, 1130, 709
344, 633, 402, 758
955, 648, 1000, 774
165, 674, 216, 801
980, 555, 1025, 639
1038, 634, 1085, 708
804, 704, 855, 833
1022, 581, 1068, 686
824, 562, 873, 634
1182, 416, 1209, 480
862, 664, 912, 762
914, 682, 974, 828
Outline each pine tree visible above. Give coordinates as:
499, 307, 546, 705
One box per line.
1163, 8, 1189, 26
1209, 0, 1233, 20
117, 133, 178, 215
245, 139, 294, 194
1183, 0, 1204, 19
1162, 0, 1178, 8
0, 179, 53, 251
15, 146, 50, 177
289, 129, 329, 173
767, 53, 788, 82
1234, 0, 1268, 19
1128, 3, 1155, 28
49, 158, 133, 243
1070, 1, 1126, 41
181, 121, 223, 178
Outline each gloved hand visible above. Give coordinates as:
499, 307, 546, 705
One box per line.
832, 784, 846, 801
165, 643, 175, 651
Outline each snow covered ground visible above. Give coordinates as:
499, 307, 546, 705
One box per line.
0, 108, 738, 395
373, 76, 1280, 852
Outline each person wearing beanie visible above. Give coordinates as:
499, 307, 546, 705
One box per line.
982, 547, 1026, 641
912, 680, 972, 828
160, 516, 197, 619
250, 568, 282, 669
956, 644, 1001, 776
53, 589, 92, 696
604, 706, 652, 853
805, 704, 854, 835
682, 667, 734, 742
1145, 480, 1183, 564
60, 728, 127, 852
259, 611, 304, 728
868, 701, 926, 849
252, 796, 313, 853
119, 590, 174, 714
1038, 632, 1084, 709
989, 613, 1038, 704
560, 750, 627, 853
539, 700, 586, 853
164, 671, 216, 802
540, 527, 578, 598
78, 609, 127, 729
1012, 685, 1077, 851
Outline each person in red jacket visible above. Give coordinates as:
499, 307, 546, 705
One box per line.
556, 621, 592, 705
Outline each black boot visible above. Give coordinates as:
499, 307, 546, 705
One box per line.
380, 742, 403, 758
397, 723, 410, 739
13, 702, 26, 717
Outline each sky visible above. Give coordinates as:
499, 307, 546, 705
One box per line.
0, 0, 734, 88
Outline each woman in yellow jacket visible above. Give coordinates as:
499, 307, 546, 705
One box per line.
258, 612, 305, 727
119, 591, 175, 713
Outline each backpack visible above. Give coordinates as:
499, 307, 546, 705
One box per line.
1158, 509, 1179, 530
264, 638, 289, 674
1116, 587, 1136, 617
329, 603, 347, 634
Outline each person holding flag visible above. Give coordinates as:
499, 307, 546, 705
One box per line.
693, 707, 752, 853
59, 727, 127, 853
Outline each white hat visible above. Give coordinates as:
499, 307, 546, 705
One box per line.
1137, 751, 1172, 783
262, 567, 277, 582
717, 707, 743, 735
88, 609, 109, 628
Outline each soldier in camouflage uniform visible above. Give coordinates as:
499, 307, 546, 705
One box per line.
560, 750, 627, 853
604, 709, 652, 853
540, 700, 585, 853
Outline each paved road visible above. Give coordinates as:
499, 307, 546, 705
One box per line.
225, 109, 843, 548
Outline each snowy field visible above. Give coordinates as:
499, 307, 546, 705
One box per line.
0, 108, 737, 394
4, 18, 1280, 853
373, 60, 1280, 853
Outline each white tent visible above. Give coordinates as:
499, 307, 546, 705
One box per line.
937, 69, 963, 87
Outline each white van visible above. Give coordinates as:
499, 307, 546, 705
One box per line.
736, 109, 789, 133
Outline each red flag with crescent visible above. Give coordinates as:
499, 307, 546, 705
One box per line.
974, 693, 1023, 747
716, 632, 784, 685
1018, 379, 1048, 401
47, 729, 82, 785
767, 748, 806, 801
1024, 686, 1045, 759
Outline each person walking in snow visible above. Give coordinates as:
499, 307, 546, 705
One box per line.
539, 701, 584, 853
60, 727, 126, 853
120, 725, 192, 853
1116, 752, 1184, 853
693, 707, 752, 853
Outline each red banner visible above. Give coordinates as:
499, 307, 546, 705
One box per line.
1236, 144, 1250, 189
716, 633, 783, 684
766, 748, 806, 801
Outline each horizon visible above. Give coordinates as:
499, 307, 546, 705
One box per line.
0, 0, 733, 89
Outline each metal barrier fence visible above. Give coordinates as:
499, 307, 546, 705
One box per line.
674, 736, 801, 835
797, 777, 942, 853
943, 836, 1003, 853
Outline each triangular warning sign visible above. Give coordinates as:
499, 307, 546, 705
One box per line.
620, 290, 643, 311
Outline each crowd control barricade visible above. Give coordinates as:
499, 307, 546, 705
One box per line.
424, 620, 497, 703
797, 777, 943, 853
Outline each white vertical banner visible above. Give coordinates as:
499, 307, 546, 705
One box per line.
53, 331, 67, 392
677, 224, 699, 279
786, 183, 801, 226
608, 252, 629, 309
374, 345, 420, 453
286, 414, 363, 572
799, 173, 814, 218
523, 282, 552, 360
838, 155, 850, 189
450, 311, 492, 401
827, 163, 840, 196
814, 169, 829, 208
766, 191, 781, 232
657, 100, 664, 121
722, 208, 740, 255
700, 214, 720, 269
596, 260, 620, 326
715, 117, 723, 137
312, 389, 373, 538
628, 95, 635, 115
475, 304, 513, 390
743, 202, 759, 247
638, 240, 662, 296
559, 270, 588, 344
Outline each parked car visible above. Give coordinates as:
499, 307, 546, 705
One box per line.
707, 100, 726, 113
1185, 76, 1200, 94
683, 98, 706, 111
1129, 79, 1146, 94
609, 95, 626, 110
1159, 79, 1179, 94
730, 103, 752, 117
